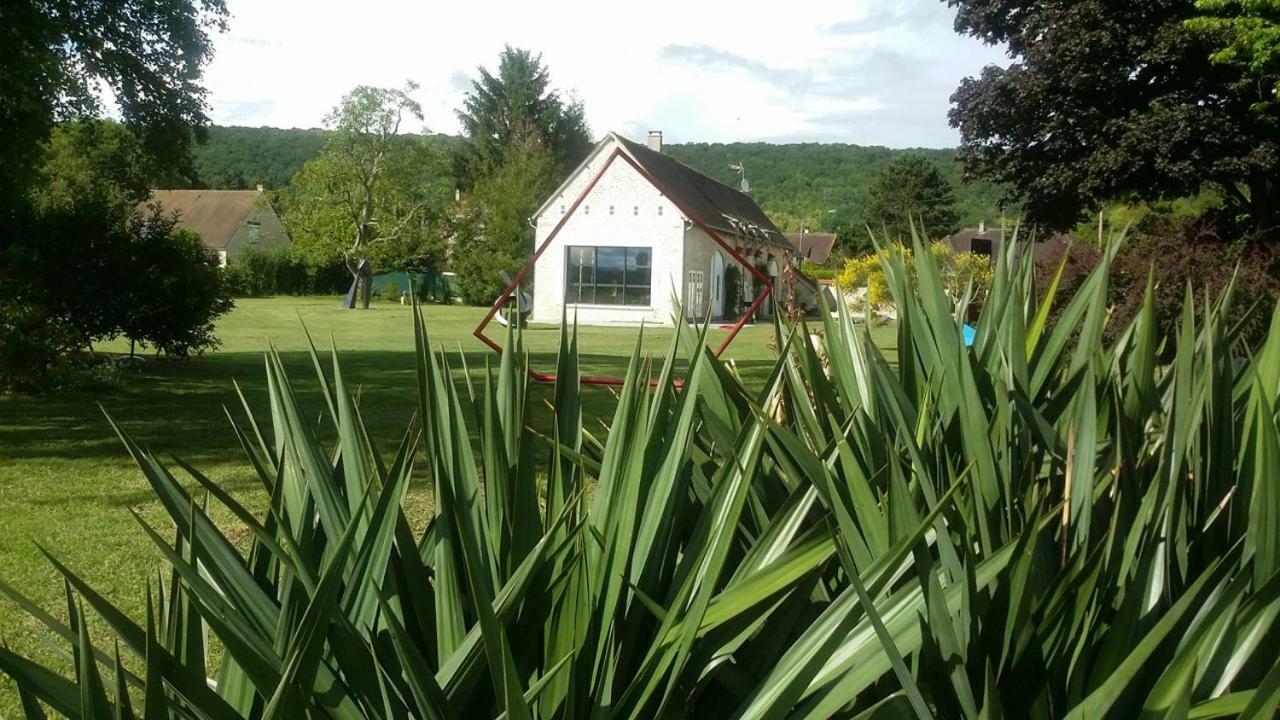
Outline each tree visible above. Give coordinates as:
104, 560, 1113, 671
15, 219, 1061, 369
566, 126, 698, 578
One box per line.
0, 0, 225, 222
456, 45, 592, 186
285, 84, 454, 309
33, 120, 157, 217
946, 0, 1280, 235
450, 129, 558, 305
1189, 0, 1280, 107
862, 153, 961, 240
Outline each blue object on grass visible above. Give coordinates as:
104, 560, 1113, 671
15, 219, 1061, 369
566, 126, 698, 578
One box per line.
962, 324, 976, 347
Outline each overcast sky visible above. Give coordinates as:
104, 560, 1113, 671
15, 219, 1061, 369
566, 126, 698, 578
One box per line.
203, 0, 1008, 148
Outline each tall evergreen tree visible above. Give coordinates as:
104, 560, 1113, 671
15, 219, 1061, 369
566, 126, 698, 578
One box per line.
456, 45, 591, 186
863, 153, 961, 240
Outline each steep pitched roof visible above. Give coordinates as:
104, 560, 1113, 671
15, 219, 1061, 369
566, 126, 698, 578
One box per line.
784, 232, 838, 264
142, 189, 264, 249
611, 134, 791, 248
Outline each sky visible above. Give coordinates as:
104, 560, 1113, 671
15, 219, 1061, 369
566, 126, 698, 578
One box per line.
203, 0, 1009, 149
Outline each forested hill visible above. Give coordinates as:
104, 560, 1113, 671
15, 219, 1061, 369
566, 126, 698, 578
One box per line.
190, 126, 1009, 231
664, 143, 1008, 232
190, 126, 327, 190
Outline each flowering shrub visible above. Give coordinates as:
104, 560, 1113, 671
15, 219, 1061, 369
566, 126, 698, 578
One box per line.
837, 241, 994, 312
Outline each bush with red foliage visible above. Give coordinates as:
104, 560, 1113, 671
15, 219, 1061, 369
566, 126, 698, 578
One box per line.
1035, 218, 1280, 354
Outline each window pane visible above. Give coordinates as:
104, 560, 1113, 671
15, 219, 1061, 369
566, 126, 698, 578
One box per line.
596, 248, 625, 286
625, 248, 651, 306
566, 247, 595, 303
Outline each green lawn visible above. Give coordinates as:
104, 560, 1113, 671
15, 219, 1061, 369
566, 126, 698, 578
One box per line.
0, 297, 894, 714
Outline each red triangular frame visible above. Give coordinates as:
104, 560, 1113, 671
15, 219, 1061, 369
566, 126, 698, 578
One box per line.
472, 146, 775, 386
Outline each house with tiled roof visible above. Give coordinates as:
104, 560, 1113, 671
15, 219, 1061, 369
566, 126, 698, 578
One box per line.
530, 131, 818, 326
142, 187, 290, 266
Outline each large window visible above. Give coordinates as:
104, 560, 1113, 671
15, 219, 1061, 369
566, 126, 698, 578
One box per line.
566, 246, 652, 306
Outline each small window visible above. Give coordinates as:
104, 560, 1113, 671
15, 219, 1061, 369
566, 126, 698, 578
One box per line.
247, 220, 261, 243
658, 206, 664, 216
633, 206, 639, 216
560, 205, 565, 214
585, 205, 590, 215
609, 205, 614, 215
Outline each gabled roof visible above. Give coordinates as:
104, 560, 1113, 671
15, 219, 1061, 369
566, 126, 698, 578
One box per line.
538, 133, 791, 249
142, 189, 266, 249
784, 232, 838, 264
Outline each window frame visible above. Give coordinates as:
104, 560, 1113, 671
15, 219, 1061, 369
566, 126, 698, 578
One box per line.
564, 244, 653, 308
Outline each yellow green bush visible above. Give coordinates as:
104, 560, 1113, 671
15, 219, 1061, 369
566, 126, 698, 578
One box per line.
837, 241, 994, 312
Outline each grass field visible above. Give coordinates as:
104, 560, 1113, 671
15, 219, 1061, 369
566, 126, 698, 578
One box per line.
0, 297, 894, 715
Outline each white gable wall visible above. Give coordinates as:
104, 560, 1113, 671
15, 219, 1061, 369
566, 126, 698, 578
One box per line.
531, 148, 685, 326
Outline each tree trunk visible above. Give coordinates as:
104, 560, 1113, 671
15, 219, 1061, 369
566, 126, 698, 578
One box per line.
360, 263, 373, 308
1248, 175, 1275, 238
358, 263, 373, 309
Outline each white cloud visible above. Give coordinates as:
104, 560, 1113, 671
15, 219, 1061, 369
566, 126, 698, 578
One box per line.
202, 0, 1007, 147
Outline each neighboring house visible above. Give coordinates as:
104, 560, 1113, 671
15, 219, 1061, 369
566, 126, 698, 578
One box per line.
530, 131, 817, 326
785, 232, 838, 264
942, 222, 1067, 262
142, 187, 290, 267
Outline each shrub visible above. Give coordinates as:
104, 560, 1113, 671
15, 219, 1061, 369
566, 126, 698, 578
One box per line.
2, 235, 1278, 717
1, 205, 236, 390
837, 240, 993, 312
120, 223, 233, 358
223, 245, 350, 297
799, 261, 837, 281
1036, 216, 1280, 353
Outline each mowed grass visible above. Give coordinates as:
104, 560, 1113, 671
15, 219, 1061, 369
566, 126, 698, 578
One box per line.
0, 296, 895, 715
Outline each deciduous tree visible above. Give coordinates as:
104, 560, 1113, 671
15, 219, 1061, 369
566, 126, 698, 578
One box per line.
450, 128, 557, 305
946, 0, 1280, 235
285, 84, 454, 308
0, 0, 225, 223
1190, 0, 1280, 107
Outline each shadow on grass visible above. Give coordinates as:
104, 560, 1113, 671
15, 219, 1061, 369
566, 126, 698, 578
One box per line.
0, 348, 778, 473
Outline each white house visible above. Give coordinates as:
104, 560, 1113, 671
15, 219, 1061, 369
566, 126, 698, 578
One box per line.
529, 131, 818, 327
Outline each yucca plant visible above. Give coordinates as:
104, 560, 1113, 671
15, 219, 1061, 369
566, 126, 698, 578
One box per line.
2, 228, 1278, 718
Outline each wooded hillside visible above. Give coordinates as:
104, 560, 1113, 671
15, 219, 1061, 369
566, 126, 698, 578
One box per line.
189, 126, 1009, 232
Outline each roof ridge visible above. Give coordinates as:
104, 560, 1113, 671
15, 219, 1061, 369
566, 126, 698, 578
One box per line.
614, 134, 757, 203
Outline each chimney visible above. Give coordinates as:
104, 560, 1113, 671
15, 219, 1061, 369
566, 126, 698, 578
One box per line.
978, 220, 986, 233
256, 184, 265, 193
647, 130, 663, 153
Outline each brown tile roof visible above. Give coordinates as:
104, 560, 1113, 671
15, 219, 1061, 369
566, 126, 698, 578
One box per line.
142, 189, 263, 249
613, 134, 792, 249
784, 232, 838, 263
943, 226, 1072, 262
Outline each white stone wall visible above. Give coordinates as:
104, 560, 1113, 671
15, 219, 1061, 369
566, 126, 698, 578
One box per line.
682, 226, 723, 320
682, 226, 789, 321
530, 146, 685, 326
